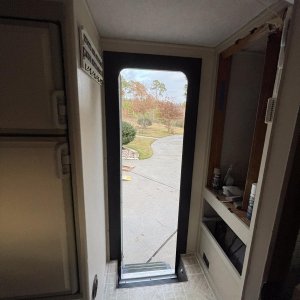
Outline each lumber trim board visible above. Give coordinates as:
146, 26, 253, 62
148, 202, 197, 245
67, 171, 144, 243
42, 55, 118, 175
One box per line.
242, 30, 282, 210
207, 55, 232, 187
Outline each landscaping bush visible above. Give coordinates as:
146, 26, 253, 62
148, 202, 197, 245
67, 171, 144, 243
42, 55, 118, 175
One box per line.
122, 121, 136, 145
137, 117, 152, 128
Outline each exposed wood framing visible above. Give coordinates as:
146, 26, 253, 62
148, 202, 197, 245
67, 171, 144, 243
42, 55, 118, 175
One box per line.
207, 55, 232, 187
242, 30, 282, 210
221, 17, 282, 59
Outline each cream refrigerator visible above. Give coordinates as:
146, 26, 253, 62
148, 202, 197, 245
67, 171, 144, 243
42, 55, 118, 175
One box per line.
0, 19, 78, 298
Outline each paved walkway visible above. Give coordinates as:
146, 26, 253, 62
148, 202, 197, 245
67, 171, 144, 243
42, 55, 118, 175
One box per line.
122, 135, 183, 268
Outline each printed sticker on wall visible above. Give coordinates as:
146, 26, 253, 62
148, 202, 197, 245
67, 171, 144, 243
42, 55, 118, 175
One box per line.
79, 26, 103, 85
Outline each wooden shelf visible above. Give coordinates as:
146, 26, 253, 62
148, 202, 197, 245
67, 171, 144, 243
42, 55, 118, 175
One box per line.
203, 187, 250, 245
213, 191, 251, 227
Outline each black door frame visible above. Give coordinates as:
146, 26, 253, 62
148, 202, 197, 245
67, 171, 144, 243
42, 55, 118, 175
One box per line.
104, 51, 202, 278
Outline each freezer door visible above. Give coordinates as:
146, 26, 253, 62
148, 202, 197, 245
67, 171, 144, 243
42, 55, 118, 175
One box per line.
0, 140, 78, 298
0, 20, 66, 132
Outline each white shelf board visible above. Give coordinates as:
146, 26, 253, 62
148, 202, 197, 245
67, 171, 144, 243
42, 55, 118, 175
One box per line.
203, 187, 250, 245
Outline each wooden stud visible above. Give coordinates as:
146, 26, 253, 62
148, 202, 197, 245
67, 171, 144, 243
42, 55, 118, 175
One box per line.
207, 55, 232, 188
242, 30, 282, 211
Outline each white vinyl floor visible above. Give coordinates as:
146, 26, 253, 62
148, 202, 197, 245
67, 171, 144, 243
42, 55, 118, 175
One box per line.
102, 254, 216, 300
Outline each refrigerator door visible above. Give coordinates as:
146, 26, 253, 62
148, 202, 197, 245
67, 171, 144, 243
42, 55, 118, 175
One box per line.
0, 20, 66, 132
0, 139, 78, 298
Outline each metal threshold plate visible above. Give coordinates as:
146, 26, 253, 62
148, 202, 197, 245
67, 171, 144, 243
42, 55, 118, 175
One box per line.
119, 262, 177, 286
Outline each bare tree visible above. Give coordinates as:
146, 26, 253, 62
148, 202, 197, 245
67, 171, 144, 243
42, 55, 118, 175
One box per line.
151, 80, 167, 100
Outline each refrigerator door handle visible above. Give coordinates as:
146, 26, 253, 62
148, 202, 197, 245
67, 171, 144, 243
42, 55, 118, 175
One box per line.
52, 90, 67, 129
56, 143, 71, 179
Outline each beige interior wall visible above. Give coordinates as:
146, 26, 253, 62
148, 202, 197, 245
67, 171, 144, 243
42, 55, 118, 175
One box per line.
220, 51, 265, 186
101, 38, 218, 254
72, 1, 107, 299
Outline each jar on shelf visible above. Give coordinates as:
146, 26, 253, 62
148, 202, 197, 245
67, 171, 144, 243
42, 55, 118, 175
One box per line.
212, 168, 221, 190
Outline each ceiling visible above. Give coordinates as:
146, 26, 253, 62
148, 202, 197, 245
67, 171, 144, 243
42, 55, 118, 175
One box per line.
86, 0, 279, 47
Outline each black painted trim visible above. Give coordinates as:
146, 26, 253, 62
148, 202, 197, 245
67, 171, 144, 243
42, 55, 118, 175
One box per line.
104, 51, 202, 275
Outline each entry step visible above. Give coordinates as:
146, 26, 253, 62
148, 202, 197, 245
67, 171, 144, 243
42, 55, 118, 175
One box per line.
120, 261, 176, 285
122, 261, 172, 274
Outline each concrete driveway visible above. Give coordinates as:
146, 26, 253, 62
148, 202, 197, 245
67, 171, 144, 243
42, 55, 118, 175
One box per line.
122, 135, 183, 268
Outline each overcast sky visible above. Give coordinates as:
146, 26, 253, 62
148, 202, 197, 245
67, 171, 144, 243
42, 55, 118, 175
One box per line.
120, 68, 188, 104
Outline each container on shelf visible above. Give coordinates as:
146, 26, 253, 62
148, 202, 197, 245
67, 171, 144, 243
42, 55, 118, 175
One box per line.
247, 183, 257, 220
212, 168, 221, 190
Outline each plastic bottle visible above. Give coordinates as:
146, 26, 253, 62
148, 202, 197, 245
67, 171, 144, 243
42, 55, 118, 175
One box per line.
247, 183, 257, 220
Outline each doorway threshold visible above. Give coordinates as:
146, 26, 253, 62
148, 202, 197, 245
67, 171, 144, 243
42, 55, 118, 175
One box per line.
119, 262, 177, 288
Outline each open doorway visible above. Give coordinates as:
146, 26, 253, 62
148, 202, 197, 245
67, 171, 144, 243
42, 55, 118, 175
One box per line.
120, 69, 187, 278
104, 52, 201, 284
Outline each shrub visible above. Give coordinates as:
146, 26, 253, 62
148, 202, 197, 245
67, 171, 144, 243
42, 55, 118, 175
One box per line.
122, 121, 136, 145
137, 117, 152, 128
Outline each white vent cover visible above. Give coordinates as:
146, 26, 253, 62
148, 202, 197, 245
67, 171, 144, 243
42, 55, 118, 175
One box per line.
265, 97, 277, 124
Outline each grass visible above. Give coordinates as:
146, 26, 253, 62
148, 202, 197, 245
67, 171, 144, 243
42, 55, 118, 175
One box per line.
126, 137, 156, 160
134, 122, 184, 138
123, 119, 184, 160
137, 124, 183, 138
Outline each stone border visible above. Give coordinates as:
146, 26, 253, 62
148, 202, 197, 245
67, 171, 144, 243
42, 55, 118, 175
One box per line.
122, 147, 139, 160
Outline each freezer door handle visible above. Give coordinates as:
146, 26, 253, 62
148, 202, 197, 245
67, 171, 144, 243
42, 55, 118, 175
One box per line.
56, 143, 71, 178
52, 90, 67, 129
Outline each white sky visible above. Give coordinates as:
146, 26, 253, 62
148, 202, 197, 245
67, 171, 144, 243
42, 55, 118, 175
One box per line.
120, 68, 188, 104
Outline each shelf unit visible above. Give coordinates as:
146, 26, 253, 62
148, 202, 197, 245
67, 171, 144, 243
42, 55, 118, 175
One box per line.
198, 10, 287, 300
207, 31, 282, 211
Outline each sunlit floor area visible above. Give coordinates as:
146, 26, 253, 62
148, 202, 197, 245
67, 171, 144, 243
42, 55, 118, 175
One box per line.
103, 254, 216, 300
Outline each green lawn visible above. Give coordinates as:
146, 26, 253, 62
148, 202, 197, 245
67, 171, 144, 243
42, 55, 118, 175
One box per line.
136, 123, 184, 138
126, 137, 156, 160
123, 121, 183, 159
